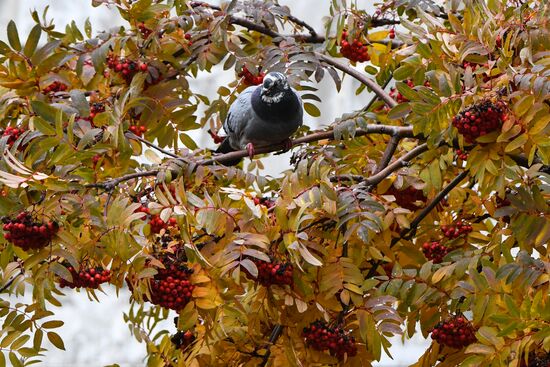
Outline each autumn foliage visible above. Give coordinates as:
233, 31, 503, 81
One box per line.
0, 0, 549, 367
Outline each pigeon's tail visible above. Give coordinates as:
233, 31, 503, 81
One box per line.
215, 138, 242, 166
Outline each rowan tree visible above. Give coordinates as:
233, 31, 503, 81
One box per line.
0, 0, 548, 366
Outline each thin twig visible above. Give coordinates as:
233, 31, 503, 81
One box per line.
0, 270, 23, 293
125, 132, 182, 159
362, 76, 394, 113
317, 54, 397, 108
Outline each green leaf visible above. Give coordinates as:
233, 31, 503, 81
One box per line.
7, 21, 21, 51
388, 103, 411, 119
84, 18, 92, 38
393, 64, 414, 81
10, 334, 30, 350
42, 320, 64, 329
504, 134, 528, 153
46, 332, 65, 350
23, 25, 41, 57
8, 352, 23, 367
304, 102, 321, 117
31, 40, 61, 65
31, 101, 62, 124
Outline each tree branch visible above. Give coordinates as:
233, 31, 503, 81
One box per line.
187, 1, 402, 45
396, 170, 470, 242
366, 170, 469, 279
363, 143, 429, 187
0, 270, 23, 294
198, 125, 415, 166
316, 54, 397, 108
259, 324, 283, 367
374, 134, 400, 174
85, 125, 415, 190
125, 132, 182, 160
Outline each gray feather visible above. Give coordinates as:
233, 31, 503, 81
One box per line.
221, 73, 303, 153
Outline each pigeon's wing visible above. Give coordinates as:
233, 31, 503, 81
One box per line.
223, 86, 257, 150
291, 87, 304, 127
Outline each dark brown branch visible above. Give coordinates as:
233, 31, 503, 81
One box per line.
0, 270, 23, 293
286, 14, 318, 37
188, 1, 402, 45
199, 125, 414, 165
317, 54, 397, 108
85, 170, 158, 190
363, 143, 429, 187
259, 324, 283, 367
362, 76, 393, 113
375, 134, 400, 174
366, 170, 469, 278
85, 125, 415, 190
125, 132, 182, 159
397, 170, 470, 242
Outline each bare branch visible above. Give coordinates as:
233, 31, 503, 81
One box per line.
398, 170, 470, 242
364, 143, 429, 186
259, 324, 284, 367
125, 132, 182, 160
0, 269, 23, 294
316, 54, 398, 108
375, 134, 400, 174
85, 125, 415, 190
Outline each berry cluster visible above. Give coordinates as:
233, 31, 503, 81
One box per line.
148, 257, 195, 311
149, 215, 177, 234
238, 66, 264, 86
521, 352, 550, 367
184, 33, 193, 46
171, 330, 195, 350
129, 125, 147, 137
2, 212, 58, 251
452, 100, 508, 143
137, 22, 152, 38
430, 316, 477, 348
455, 149, 468, 161
385, 185, 426, 211
389, 80, 415, 103
43, 81, 68, 93
107, 55, 148, 83
243, 258, 293, 286
92, 155, 101, 167
495, 34, 502, 48
422, 241, 451, 264
89, 102, 105, 120
2, 126, 24, 147
252, 197, 276, 209
302, 320, 358, 360
340, 31, 369, 62
59, 265, 111, 289
462, 61, 479, 71
440, 221, 472, 239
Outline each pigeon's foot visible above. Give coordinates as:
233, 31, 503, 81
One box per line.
245, 143, 256, 159
274, 138, 293, 155
282, 138, 293, 151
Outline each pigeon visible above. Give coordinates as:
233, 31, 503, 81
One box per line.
216, 72, 303, 165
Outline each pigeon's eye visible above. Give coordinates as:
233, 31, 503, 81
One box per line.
263, 78, 274, 89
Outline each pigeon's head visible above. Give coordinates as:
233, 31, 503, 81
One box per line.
260, 72, 289, 103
